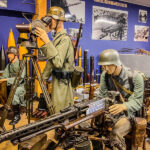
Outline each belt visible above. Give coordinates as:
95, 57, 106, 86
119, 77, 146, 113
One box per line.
52, 70, 72, 80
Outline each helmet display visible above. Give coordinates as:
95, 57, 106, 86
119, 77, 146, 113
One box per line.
6, 46, 19, 56
98, 49, 121, 66
47, 6, 66, 21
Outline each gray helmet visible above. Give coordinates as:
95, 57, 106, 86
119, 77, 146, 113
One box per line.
47, 6, 66, 21
6, 46, 19, 56
98, 49, 121, 66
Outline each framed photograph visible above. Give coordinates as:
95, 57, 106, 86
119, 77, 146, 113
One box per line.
134, 25, 149, 42
92, 6, 128, 41
51, 0, 85, 23
0, 0, 7, 8
139, 10, 147, 23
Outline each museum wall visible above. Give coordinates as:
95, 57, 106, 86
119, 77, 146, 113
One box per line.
62, 0, 150, 72
0, 0, 34, 62
0, 0, 150, 74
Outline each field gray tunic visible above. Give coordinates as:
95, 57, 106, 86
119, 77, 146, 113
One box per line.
0, 59, 26, 106
40, 29, 74, 113
98, 66, 144, 117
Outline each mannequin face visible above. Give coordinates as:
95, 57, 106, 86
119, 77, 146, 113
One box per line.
102, 65, 116, 75
8, 53, 15, 62
43, 18, 57, 33
50, 18, 57, 30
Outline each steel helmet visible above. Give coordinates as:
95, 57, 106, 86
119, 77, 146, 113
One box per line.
47, 6, 66, 21
98, 49, 121, 66
6, 46, 19, 56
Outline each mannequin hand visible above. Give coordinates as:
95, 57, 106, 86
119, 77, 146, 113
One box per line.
34, 27, 50, 44
109, 104, 127, 115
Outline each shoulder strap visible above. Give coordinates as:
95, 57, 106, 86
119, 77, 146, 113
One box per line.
53, 33, 68, 47
112, 68, 136, 96
8, 63, 11, 78
112, 78, 133, 95
111, 77, 125, 103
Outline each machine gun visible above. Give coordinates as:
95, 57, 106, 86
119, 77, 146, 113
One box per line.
0, 98, 105, 145
0, 91, 124, 150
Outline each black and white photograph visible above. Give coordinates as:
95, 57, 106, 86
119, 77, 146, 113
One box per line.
134, 25, 149, 42
92, 6, 128, 41
139, 9, 147, 23
51, 0, 85, 23
0, 0, 7, 8
69, 28, 82, 40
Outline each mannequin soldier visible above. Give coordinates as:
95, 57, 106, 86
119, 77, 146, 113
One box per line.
0, 46, 26, 125
97, 49, 144, 150
35, 6, 74, 113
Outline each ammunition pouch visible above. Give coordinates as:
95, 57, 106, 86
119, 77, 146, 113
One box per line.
52, 66, 84, 88
71, 66, 84, 88
52, 70, 72, 80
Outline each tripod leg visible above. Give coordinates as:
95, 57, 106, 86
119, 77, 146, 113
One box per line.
24, 58, 32, 123
28, 100, 31, 123
0, 58, 27, 131
31, 57, 54, 115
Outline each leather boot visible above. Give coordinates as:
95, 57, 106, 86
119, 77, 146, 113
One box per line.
9, 105, 21, 125
38, 93, 47, 111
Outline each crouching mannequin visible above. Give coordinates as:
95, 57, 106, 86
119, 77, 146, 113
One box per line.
0, 46, 26, 125
97, 49, 144, 149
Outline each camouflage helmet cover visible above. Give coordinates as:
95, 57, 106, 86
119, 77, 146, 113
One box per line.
47, 6, 66, 21
6, 46, 19, 56
98, 49, 121, 66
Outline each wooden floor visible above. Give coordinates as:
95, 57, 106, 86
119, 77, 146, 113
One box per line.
0, 101, 150, 150
0, 101, 56, 150
0, 113, 32, 150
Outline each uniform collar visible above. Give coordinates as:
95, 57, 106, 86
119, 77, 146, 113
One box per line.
11, 58, 19, 65
112, 66, 126, 80
54, 29, 66, 39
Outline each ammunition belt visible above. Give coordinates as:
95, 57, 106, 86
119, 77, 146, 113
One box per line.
52, 70, 72, 80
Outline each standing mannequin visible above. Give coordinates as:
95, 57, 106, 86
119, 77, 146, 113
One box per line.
35, 6, 74, 113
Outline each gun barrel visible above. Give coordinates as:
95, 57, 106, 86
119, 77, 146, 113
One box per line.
13, 124, 62, 144
0, 99, 105, 144
64, 109, 104, 130
0, 103, 88, 143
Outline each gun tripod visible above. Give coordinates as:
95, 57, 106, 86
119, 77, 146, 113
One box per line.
0, 53, 54, 132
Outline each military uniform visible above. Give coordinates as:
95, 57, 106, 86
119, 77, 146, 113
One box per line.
0, 59, 26, 106
99, 66, 144, 117
40, 29, 74, 113
98, 66, 144, 149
